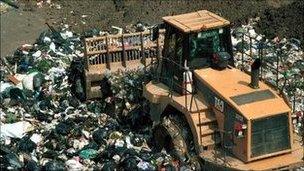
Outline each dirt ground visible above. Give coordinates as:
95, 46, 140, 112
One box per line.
1, 0, 303, 58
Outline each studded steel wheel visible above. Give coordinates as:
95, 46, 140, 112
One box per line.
153, 115, 202, 170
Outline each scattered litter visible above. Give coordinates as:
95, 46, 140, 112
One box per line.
18, 137, 37, 153
0, 121, 33, 139
111, 26, 123, 34
79, 149, 98, 159
65, 158, 83, 171
49, 42, 56, 52
44, 161, 65, 171
22, 72, 43, 92
32, 50, 42, 58
30, 134, 43, 144
0, 0, 19, 9
137, 160, 154, 170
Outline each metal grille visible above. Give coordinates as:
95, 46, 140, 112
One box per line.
251, 114, 290, 157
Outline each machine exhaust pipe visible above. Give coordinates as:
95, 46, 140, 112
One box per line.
250, 58, 261, 89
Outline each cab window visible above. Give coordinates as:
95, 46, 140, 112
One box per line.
189, 28, 229, 68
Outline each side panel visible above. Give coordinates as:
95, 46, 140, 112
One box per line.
195, 77, 248, 161
233, 115, 248, 161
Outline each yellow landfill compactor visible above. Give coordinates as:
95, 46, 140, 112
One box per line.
78, 10, 303, 170
143, 10, 304, 170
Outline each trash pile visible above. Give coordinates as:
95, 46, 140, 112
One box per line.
232, 18, 304, 134
0, 25, 187, 170
0, 0, 18, 13
0, 2, 10, 13
0, 20, 303, 170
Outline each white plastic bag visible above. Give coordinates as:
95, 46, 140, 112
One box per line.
0, 121, 33, 139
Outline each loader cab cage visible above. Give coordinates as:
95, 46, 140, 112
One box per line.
161, 24, 234, 70
159, 13, 234, 94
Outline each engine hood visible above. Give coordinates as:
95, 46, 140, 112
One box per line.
194, 67, 291, 119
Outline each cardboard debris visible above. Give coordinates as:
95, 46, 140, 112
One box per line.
7, 75, 21, 85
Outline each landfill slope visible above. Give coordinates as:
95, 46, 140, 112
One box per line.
2, 0, 304, 57
0, 7, 47, 58
256, 1, 304, 48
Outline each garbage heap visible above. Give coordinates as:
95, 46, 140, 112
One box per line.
0, 22, 303, 170
0, 25, 187, 171
0, 0, 18, 14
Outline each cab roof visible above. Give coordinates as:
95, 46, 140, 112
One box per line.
162, 10, 230, 33
194, 68, 291, 120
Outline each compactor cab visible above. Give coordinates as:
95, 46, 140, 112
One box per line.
144, 10, 304, 170
158, 10, 233, 94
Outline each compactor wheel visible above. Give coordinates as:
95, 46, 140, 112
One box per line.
152, 115, 202, 170
74, 78, 85, 101
68, 59, 86, 101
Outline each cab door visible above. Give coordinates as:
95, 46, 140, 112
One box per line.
161, 26, 184, 94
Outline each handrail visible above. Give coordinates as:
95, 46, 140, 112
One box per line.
157, 75, 198, 110
157, 76, 193, 96
161, 57, 193, 71
238, 31, 301, 112
193, 85, 203, 145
